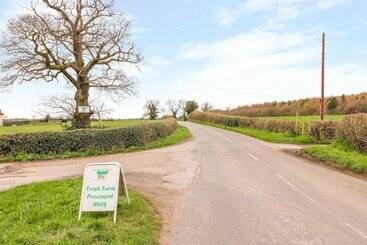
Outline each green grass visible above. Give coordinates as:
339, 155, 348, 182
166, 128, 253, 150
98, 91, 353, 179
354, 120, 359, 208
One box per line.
0, 178, 161, 244
0, 125, 192, 163
303, 141, 367, 174
259, 115, 344, 123
0, 119, 157, 135
193, 121, 312, 144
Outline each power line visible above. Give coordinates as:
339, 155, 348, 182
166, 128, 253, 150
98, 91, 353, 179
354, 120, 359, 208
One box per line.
326, 0, 360, 32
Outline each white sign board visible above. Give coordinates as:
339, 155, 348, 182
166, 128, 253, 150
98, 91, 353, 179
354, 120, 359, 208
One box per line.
78, 162, 130, 223
78, 106, 90, 114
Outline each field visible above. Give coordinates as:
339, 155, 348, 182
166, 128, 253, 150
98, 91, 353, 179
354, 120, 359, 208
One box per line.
0, 178, 161, 244
259, 115, 344, 123
0, 119, 156, 135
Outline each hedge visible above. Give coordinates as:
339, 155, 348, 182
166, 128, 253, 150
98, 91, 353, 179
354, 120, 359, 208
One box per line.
339, 113, 367, 152
308, 121, 339, 142
189, 111, 300, 135
0, 119, 177, 156
189, 111, 346, 143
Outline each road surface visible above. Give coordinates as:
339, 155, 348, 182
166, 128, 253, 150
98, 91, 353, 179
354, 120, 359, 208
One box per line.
1, 122, 367, 244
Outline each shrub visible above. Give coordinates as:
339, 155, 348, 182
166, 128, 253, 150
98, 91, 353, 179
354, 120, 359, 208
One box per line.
339, 114, 367, 152
308, 120, 339, 142
0, 119, 176, 156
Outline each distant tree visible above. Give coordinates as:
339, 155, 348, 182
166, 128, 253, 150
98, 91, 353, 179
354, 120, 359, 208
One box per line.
167, 99, 184, 118
327, 96, 338, 112
0, 0, 141, 128
92, 102, 114, 129
37, 95, 76, 118
144, 100, 160, 120
44, 114, 51, 122
201, 102, 213, 112
183, 100, 198, 119
341, 94, 346, 102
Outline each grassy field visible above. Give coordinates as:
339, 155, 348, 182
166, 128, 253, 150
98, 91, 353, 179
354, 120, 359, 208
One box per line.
303, 141, 367, 174
0, 119, 157, 135
260, 115, 344, 122
193, 121, 313, 144
0, 125, 192, 163
0, 178, 161, 244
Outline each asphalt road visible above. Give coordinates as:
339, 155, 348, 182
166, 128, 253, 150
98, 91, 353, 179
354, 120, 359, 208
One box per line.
1, 121, 367, 244
171, 122, 367, 245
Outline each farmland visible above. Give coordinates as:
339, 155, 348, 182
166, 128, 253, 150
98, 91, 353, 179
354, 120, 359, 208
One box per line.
0, 119, 157, 135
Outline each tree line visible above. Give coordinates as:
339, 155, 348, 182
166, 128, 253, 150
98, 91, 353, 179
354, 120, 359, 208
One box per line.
214, 92, 367, 117
144, 100, 213, 120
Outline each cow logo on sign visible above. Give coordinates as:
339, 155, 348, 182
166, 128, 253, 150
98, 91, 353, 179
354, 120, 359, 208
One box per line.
97, 170, 109, 179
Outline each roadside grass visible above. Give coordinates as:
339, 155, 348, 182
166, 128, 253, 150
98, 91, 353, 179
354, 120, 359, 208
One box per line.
0, 119, 157, 135
302, 141, 367, 174
192, 121, 312, 144
0, 178, 160, 244
0, 125, 191, 163
259, 114, 344, 123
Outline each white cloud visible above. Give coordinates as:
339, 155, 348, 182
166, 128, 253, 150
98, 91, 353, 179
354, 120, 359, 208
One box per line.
215, 8, 237, 27
317, 0, 351, 10
179, 31, 306, 61
215, 0, 351, 28
173, 29, 367, 110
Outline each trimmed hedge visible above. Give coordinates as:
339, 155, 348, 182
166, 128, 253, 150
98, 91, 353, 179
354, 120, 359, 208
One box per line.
0, 119, 176, 156
189, 111, 300, 135
189, 111, 344, 143
308, 121, 339, 142
339, 113, 367, 152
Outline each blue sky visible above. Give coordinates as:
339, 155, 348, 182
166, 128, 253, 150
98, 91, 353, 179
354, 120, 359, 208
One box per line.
1, 0, 367, 118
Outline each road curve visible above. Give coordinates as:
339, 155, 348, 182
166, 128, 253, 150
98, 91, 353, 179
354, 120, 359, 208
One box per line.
171, 122, 367, 245
1, 122, 367, 244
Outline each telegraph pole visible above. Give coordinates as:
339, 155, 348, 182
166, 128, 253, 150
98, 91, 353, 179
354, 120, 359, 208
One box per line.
320, 32, 326, 121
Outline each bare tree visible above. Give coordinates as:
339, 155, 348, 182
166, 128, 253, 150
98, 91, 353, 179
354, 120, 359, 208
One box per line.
201, 102, 213, 112
37, 95, 76, 118
37, 94, 113, 127
167, 99, 184, 119
92, 102, 113, 129
0, 0, 142, 128
144, 100, 160, 120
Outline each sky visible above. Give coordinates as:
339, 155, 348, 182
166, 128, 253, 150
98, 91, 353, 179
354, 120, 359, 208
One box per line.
0, 0, 367, 118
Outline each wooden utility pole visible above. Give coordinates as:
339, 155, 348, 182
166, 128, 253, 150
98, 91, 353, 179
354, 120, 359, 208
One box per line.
320, 32, 326, 121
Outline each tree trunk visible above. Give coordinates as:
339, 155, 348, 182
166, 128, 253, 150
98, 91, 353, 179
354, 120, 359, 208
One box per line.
72, 84, 91, 128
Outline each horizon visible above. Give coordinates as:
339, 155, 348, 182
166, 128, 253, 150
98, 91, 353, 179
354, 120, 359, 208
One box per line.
1, 0, 367, 118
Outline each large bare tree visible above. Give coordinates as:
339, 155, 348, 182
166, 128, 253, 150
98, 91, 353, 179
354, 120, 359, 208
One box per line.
0, 0, 142, 128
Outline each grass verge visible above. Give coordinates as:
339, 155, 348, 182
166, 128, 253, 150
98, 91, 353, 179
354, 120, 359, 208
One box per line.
192, 121, 312, 144
0, 125, 192, 163
0, 178, 161, 244
302, 141, 367, 174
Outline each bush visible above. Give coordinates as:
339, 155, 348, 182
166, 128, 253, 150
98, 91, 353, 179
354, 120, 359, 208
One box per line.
0, 119, 176, 156
339, 114, 367, 152
189, 112, 299, 135
308, 121, 339, 142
